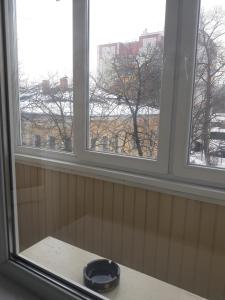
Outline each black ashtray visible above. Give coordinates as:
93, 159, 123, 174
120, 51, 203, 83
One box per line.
83, 259, 120, 293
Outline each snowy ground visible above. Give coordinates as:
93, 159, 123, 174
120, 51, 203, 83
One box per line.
189, 152, 225, 168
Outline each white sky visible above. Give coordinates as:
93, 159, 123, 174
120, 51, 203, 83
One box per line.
17, 0, 225, 83
17, 0, 73, 82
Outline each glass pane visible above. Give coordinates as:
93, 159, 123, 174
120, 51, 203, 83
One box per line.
189, 0, 225, 167
6, 1, 221, 299
17, 0, 73, 152
89, 0, 166, 159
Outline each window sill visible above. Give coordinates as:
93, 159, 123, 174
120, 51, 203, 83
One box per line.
20, 237, 205, 300
15, 153, 225, 206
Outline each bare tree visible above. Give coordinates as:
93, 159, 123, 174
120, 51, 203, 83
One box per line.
19, 39, 163, 158
191, 8, 225, 165
90, 42, 163, 157
20, 76, 73, 151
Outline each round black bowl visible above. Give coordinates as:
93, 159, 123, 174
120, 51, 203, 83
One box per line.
83, 259, 120, 293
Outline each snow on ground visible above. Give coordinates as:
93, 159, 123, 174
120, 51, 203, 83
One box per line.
190, 152, 225, 168
211, 127, 225, 133
20, 98, 160, 117
212, 113, 225, 122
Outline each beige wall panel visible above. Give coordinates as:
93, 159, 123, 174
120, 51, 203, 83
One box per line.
93, 179, 104, 254
37, 167, 46, 241
208, 206, 225, 300
16, 164, 26, 250
167, 196, 187, 286
30, 166, 40, 244
23, 165, 34, 249
102, 181, 114, 259
194, 203, 217, 298
132, 188, 146, 272
45, 170, 55, 237
16, 163, 225, 300
121, 186, 135, 267
143, 191, 160, 276
67, 174, 77, 245
155, 194, 173, 281
59, 172, 69, 241
84, 177, 94, 252
111, 183, 124, 263
180, 199, 201, 292
50, 170, 61, 237
75, 176, 85, 248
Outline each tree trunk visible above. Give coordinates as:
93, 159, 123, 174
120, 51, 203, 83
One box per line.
64, 137, 72, 152
132, 113, 143, 157
202, 67, 212, 165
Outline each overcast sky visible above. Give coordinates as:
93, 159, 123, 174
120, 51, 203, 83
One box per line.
17, 0, 225, 83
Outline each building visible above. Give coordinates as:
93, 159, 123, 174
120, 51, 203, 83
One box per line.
21, 92, 160, 158
20, 77, 73, 152
97, 30, 164, 78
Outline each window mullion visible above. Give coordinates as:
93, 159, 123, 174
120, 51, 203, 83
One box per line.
73, 0, 89, 158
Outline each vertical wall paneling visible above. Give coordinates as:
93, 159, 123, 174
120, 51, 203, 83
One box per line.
102, 182, 114, 259
167, 196, 187, 286
194, 203, 217, 298
50, 170, 60, 238
180, 199, 201, 292
121, 186, 135, 267
60, 172, 69, 241
132, 188, 146, 272
143, 191, 160, 276
111, 183, 124, 263
76, 176, 85, 248
84, 177, 94, 252
68, 174, 77, 245
155, 194, 173, 281
16, 163, 25, 250
93, 179, 104, 255
208, 206, 225, 300
16, 163, 225, 300
30, 166, 39, 244
45, 169, 53, 236
23, 165, 33, 249
37, 167, 46, 241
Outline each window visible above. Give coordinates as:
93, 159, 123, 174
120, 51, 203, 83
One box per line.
17, 0, 73, 153
2, 0, 225, 300
13, 0, 178, 174
89, 0, 165, 159
75, 0, 177, 174
189, 0, 225, 169
173, 0, 225, 187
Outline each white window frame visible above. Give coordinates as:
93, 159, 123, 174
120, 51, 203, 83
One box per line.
0, 1, 108, 299
6, 0, 225, 192
8, 0, 180, 176
3, 0, 225, 299
0, 4, 77, 298
173, 0, 225, 188
74, 0, 179, 175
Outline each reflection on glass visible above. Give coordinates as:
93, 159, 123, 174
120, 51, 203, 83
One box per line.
89, 0, 166, 159
11, 2, 224, 299
17, 0, 73, 152
189, 0, 225, 168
